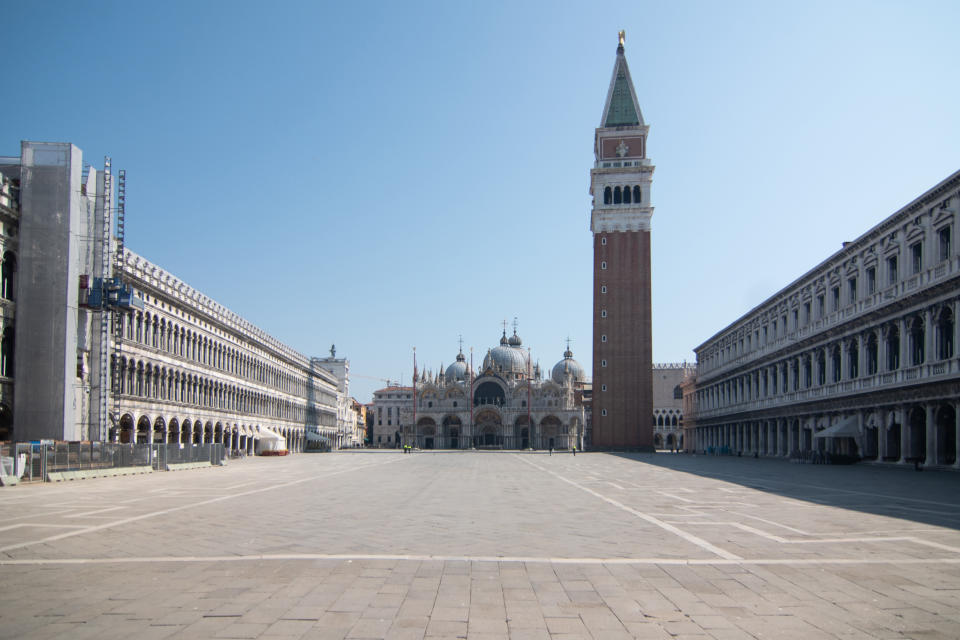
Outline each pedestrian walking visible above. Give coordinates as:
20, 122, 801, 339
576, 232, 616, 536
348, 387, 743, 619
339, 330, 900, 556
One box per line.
549, 445, 553, 456
572, 445, 576, 456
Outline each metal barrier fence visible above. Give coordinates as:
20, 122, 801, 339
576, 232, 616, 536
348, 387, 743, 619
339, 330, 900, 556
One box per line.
0, 442, 225, 483
151, 443, 225, 469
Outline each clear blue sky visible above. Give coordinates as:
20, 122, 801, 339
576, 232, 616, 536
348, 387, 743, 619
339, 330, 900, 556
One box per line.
7, 1, 959, 403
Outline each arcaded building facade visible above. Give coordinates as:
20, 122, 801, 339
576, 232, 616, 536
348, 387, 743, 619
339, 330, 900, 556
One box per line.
110, 250, 340, 453
591, 34, 654, 449
0, 142, 341, 451
690, 170, 960, 468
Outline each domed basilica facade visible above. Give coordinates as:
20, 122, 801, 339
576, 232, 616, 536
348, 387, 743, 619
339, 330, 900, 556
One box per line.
403, 330, 586, 450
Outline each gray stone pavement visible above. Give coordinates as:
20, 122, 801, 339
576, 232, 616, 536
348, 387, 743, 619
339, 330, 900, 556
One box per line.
1, 450, 959, 639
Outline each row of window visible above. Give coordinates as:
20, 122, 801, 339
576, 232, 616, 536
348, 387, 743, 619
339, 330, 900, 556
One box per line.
602, 185, 642, 205
113, 357, 335, 426
119, 310, 331, 402
704, 227, 952, 369
699, 310, 955, 410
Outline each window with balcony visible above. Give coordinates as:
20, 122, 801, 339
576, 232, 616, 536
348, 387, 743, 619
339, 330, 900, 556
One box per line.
909, 316, 925, 365
887, 255, 898, 284
911, 242, 923, 274
831, 346, 842, 382
832, 286, 840, 311
937, 308, 954, 360
848, 277, 857, 304
866, 266, 876, 295
817, 294, 825, 318
939, 226, 952, 262
848, 340, 859, 379
866, 332, 878, 375
886, 325, 900, 371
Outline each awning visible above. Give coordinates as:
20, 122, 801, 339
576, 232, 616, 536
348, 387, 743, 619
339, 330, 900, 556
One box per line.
257, 428, 285, 442
306, 431, 330, 444
813, 416, 860, 439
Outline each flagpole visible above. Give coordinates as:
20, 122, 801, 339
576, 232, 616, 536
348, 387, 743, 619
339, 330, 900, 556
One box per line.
469, 347, 474, 450
412, 347, 417, 450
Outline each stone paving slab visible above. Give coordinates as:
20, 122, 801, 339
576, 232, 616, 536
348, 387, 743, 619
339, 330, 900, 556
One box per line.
1, 451, 960, 639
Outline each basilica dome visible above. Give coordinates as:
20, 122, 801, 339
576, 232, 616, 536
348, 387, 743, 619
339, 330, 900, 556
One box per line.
483, 331, 530, 375
445, 351, 471, 382
552, 347, 586, 383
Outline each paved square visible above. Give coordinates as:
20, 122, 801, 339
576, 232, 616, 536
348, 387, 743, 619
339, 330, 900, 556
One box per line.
1, 451, 960, 639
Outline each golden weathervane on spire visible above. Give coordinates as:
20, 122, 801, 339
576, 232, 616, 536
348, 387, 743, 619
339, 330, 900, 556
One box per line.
618, 30, 625, 47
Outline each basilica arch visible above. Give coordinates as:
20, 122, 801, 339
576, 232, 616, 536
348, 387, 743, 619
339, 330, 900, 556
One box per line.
416, 417, 437, 449
442, 415, 462, 449
475, 409, 503, 447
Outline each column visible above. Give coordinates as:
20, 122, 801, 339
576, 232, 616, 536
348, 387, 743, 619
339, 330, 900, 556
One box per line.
899, 405, 909, 463
878, 408, 887, 461
899, 317, 908, 372
925, 404, 937, 466
924, 308, 934, 369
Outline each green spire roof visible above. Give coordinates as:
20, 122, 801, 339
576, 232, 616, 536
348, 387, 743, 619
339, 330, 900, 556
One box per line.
604, 60, 640, 127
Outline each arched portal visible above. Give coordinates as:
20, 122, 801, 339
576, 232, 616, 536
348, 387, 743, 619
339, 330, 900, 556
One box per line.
475, 409, 503, 448
514, 415, 531, 450
442, 415, 462, 449
416, 418, 437, 449
540, 415, 563, 449
181, 420, 192, 444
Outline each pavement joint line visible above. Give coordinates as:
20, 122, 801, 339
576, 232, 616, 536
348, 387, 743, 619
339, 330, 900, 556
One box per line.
0, 523, 88, 532
2, 553, 960, 566
515, 455, 743, 561
728, 511, 810, 535
656, 491, 696, 503
0, 456, 404, 554
65, 506, 125, 518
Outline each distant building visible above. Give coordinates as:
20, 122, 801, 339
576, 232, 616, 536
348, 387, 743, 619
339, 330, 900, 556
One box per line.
652, 363, 696, 450
371, 385, 413, 447
689, 170, 959, 468
313, 355, 353, 449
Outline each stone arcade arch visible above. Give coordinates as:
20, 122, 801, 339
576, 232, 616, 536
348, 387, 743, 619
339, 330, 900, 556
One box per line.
136, 415, 151, 444
936, 405, 957, 465
909, 406, 926, 462
152, 417, 166, 443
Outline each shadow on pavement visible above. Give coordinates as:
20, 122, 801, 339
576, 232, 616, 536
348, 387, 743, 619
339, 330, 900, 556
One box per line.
607, 451, 960, 530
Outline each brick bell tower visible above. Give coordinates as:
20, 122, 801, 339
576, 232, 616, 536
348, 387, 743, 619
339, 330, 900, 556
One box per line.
590, 31, 654, 450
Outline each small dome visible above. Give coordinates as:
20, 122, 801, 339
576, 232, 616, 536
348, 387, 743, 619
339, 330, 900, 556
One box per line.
552, 347, 585, 384
508, 331, 522, 346
445, 350, 470, 382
